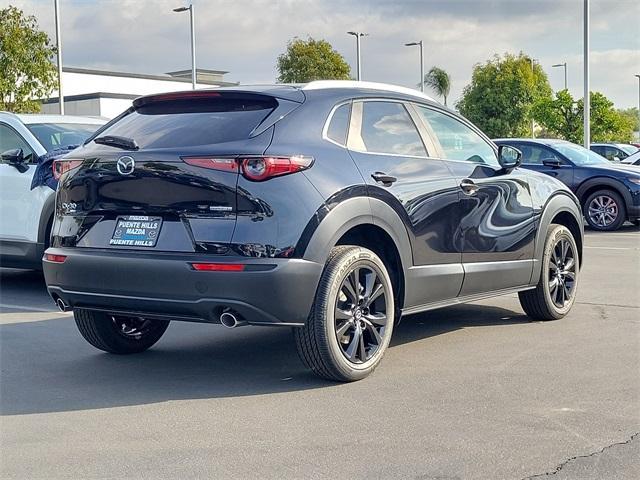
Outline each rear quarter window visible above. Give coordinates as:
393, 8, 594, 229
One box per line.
325, 103, 351, 146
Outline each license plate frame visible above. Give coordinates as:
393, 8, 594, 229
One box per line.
110, 215, 163, 247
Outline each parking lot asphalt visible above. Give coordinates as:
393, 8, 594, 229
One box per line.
1, 225, 638, 479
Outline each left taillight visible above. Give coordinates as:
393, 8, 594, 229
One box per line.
52, 159, 83, 180
44, 253, 67, 263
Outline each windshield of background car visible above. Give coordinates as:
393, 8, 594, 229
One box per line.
27, 123, 102, 152
553, 143, 610, 166
618, 144, 639, 155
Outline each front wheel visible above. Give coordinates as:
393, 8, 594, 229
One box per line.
584, 189, 626, 231
294, 246, 395, 382
74, 309, 170, 354
519, 224, 579, 320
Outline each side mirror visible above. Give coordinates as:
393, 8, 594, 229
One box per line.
542, 158, 562, 168
497, 145, 522, 172
1, 149, 29, 173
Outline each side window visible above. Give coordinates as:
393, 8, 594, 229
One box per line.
518, 144, 560, 165
415, 106, 498, 167
607, 147, 626, 160
352, 101, 427, 157
0, 124, 36, 163
326, 103, 351, 146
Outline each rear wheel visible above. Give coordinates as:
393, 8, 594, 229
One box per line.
294, 246, 394, 382
74, 309, 170, 354
519, 224, 579, 320
584, 189, 626, 231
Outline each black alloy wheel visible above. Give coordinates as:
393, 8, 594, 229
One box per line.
547, 237, 577, 308
334, 264, 390, 364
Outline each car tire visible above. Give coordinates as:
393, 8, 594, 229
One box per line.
74, 309, 170, 354
294, 245, 395, 382
583, 189, 626, 231
519, 224, 579, 320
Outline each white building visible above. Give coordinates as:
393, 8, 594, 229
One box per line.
41, 67, 237, 119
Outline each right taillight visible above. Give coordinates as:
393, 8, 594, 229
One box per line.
52, 159, 83, 180
240, 156, 314, 181
182, 155, 314, 181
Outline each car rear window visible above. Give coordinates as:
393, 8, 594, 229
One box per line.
97, 96, 277, 149
27, 123, 101, 152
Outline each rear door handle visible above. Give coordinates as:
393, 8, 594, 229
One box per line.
371, 172, 397, 185
459, 178, 478, 195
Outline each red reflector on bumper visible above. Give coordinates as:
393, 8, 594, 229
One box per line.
190, 263, 245, 272
44, 253, 67, 263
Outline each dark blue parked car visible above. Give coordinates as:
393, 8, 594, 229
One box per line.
43, 83, 586, 381
494, 138, 640, 231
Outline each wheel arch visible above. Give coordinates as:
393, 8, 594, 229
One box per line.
531, 193, 584, 283
300, 196, 412, 310
575, 177, 632, 212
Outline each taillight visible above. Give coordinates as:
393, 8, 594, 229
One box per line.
44, 253, 67, 263
183, 157, 238, 172
181, 155, 314, 181
52, 159, 83, 180
240, 156, 314, 181
190, 263, 245, 272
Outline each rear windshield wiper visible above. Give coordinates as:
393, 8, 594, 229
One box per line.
93, 135, 139, 151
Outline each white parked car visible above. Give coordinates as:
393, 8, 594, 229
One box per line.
0, 112, 105, 269
620, 150, 640, 166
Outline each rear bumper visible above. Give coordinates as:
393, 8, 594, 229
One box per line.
43, 248, 324, 326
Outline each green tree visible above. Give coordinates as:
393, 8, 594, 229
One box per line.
617, 107, 639, 134
0, 6, 58, 113
456, 53, 552, 138
276, 37, 350, 83
533, 90, 634, 143
422, 66, 450, 106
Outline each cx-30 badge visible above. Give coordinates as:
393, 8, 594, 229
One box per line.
116, 156, 135, 175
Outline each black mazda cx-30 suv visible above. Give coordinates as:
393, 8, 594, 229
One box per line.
44, 82, 584, 381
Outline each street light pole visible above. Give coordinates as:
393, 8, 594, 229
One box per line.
405, 41, 424, 92
635, 75, 640, 140
173, 4, 196, 89
530, 57, 537, 138
552, 62, 568, 90
583, 0, 590, 149
347, 32, 368, 81
54, 0, 64, 114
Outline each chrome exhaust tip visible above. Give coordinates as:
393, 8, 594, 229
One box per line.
55, 298, 71, 312
219, 310, 247, 329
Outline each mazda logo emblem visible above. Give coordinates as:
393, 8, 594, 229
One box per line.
116, 156, 135, 175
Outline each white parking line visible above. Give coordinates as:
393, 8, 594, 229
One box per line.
0, 303, 62, 313
584, 246, 632, 250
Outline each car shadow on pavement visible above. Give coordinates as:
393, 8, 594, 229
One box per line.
0, 301, 530, 416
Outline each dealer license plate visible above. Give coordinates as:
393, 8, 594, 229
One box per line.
110, 215, 162, 247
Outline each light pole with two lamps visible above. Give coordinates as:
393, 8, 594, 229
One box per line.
552, 62, 568, 91
173, 4, 196, 89
347, 31, 368, 81
405, 41, 424, 92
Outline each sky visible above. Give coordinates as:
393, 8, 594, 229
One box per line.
10, 0, 640, 109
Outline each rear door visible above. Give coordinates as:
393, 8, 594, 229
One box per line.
414, 106, 535, 296
346, 99, 463, 304
54, 92, 282, 253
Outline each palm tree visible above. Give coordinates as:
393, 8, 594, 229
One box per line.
422, 67, 451, 106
